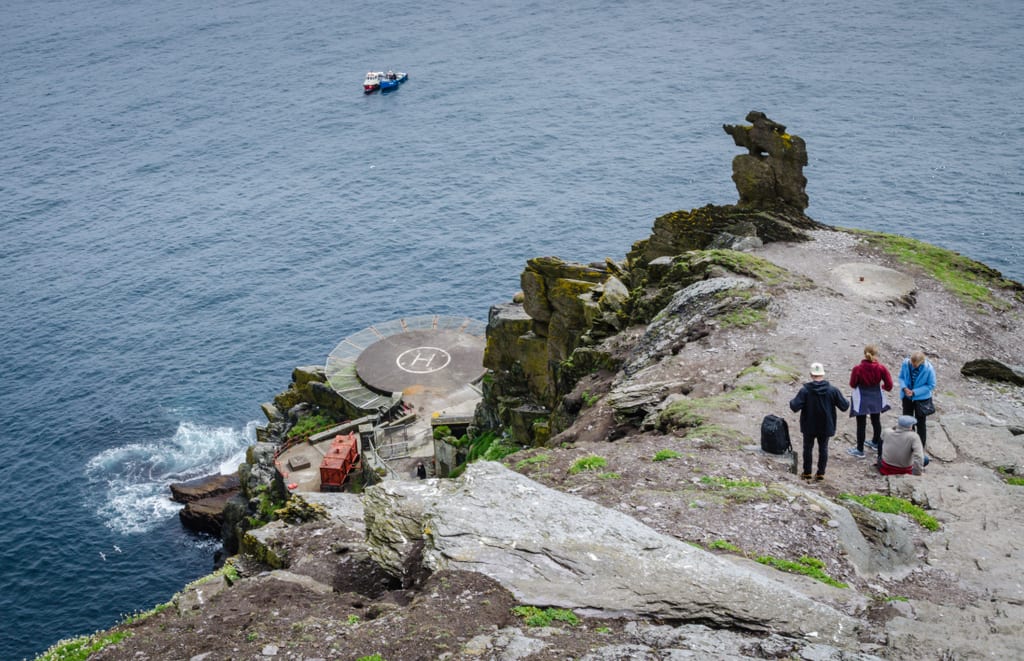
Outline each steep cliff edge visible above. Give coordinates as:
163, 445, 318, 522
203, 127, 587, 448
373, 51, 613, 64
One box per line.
53, 113, 1024, 661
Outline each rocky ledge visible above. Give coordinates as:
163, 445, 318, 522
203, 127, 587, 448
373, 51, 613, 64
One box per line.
63, 113, 1024, 661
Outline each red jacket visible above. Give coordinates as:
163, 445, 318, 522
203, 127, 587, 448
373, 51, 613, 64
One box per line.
849, 360, 894, 391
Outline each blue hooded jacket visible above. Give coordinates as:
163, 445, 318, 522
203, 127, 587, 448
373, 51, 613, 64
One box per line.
898, 358, 936, 402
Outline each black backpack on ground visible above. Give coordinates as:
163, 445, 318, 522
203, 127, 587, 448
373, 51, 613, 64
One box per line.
760, 414, 792, 454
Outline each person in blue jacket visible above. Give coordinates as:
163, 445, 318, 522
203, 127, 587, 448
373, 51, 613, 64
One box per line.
790, 362, 850, 481
898, 350, 936, 448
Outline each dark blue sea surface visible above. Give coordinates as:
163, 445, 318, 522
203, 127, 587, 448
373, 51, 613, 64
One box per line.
1, 0, 1022, 657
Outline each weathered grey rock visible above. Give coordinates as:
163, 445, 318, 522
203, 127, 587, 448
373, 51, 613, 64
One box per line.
814, 492, 918, 579
462, 627, 548, 659
941, 414, 1024, 470
598, 275, 630, 311
624, 277, 758, 376
363, 461, 861, 644
287, 402, 313, 420
173, 574, 228, 613
483, 303, 534, 370
263, 570, 333, 595
606, 380, 690, 423
300, 491, 365, 527
292, 365, 326, 387
260, 402, 284, 422
961, 358, 1024, 386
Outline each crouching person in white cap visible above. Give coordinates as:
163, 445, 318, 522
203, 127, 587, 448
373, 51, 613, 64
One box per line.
879, 415, 926, 475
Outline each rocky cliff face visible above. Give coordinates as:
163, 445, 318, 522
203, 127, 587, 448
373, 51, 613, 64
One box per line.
476, 112, 824, 446
59, 114, 1024, 661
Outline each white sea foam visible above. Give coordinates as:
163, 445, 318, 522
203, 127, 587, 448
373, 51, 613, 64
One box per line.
85, 421, 256, 535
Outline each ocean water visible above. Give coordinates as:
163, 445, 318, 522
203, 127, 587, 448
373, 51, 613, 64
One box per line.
1, 0, 1022, 657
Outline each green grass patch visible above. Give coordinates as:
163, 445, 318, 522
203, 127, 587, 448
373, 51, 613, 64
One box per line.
515, 452, 552, 470
698, 249, 791, 286
35, 631, 131, 661
701, 476, 764, 489
848, 229, 1021, 308
839, 493, 940, 531
738, 355, 801, 384
708, 539, 742, 553
719, 306, 768, 329
121, 602, 171, 626
449, 432, 521, 477
653, 449, 683, 462
658, 386, 768, 432
512, 605, 580, 627
597, 472, 621, 479
569, 455, 607, 475
1005, 476, 1024, 486
581, 390, 600, 407
757, 555, 848, 588
286, 413, 335, 439
356, 655, 386, 661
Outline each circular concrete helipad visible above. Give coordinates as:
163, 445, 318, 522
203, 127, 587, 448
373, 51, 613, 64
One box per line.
325, 316, 487, 409
356, 328, 485, 394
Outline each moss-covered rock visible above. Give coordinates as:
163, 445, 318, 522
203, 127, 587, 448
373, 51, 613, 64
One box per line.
723, 111, 809, 210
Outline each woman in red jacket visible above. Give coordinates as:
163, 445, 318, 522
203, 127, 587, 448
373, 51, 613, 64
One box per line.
847, 345, 894, 458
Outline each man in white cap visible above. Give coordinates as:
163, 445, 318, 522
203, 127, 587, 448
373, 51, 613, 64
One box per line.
789, 362, 850, 481
879, 415, 926, 475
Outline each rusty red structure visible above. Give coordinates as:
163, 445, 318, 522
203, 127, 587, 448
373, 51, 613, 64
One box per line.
319, 432, 360, 491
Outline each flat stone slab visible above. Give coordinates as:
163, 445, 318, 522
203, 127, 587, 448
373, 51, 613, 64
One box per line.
169, 473, 240, 503
829, 262, 915, 302
355, 328, 485, 395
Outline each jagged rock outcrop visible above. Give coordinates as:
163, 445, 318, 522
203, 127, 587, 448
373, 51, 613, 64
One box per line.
172, 473, 242, 535
363, 461, 861, 644
476, 115, 822, 445
723, 110, 809, 210
269, 364, 364, 422
632, 203, 821, 264
477, 257, 626, 444
628, 112, 822, 266
624, 276, 769, 376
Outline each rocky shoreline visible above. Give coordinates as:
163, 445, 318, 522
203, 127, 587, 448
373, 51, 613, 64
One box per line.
44, 112, 1024, 661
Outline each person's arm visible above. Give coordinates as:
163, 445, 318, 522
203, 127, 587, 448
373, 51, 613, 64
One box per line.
834, 387, 850, 412
915, 365, 936, 399
789, 387, 806, 412
881, 364, 894, 391
898, 360, 913, 398
849, 365, 859, 389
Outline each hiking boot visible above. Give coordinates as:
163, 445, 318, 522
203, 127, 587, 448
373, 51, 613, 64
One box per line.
814, 474, 825, 481
865, 440, 879, 451
847, 448, 866, 458
800, 473, 812, 481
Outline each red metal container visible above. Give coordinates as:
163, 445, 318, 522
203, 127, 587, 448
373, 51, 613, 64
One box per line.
319, 432, 360, 491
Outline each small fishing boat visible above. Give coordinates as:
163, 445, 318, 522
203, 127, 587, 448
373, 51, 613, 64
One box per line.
363, 71, 385, 93
378, 70, 409, 92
